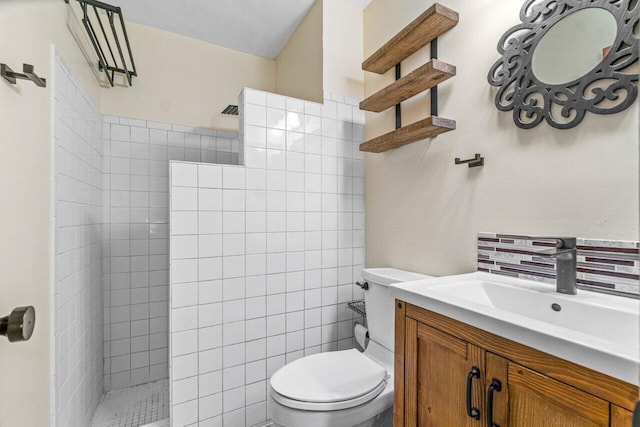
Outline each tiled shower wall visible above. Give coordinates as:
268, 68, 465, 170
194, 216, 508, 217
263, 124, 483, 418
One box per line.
168, 89, 366, 426
102, 117, 241, 390
478, 233, 640, 297
53, 53, 104, 427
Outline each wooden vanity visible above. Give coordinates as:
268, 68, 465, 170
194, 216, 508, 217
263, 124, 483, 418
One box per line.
394, 301, 639, 427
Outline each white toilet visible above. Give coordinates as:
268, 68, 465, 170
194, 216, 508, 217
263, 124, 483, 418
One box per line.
268, 268, 430, 427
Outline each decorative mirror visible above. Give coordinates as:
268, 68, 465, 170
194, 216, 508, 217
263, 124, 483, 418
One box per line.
488, 0, 640, 129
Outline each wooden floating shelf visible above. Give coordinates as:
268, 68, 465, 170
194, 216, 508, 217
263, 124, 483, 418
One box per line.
362, 3, 459, 74
359, 116, 456, 153
360, 59, 456, 113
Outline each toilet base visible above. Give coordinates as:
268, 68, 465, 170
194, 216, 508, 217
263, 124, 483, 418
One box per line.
271, 406, 392, 427
268, 387, 394, 427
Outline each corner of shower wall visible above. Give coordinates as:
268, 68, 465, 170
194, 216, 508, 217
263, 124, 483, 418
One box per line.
52, 50, 105, 427
101, 112, 243, 394
168, 87, 366, 426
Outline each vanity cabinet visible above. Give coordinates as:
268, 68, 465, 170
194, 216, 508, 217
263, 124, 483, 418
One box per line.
611, 405, 634, 427
485, 354, 609, 427
395, 301, 639, 427
408, 321, 484, 426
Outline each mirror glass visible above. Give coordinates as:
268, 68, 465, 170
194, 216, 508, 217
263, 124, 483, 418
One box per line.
532, 7, 617, 85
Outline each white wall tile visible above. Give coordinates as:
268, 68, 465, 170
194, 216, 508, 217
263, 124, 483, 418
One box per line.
246, 169, 267, 190
198, 189, 222, 211
222, 189, 246, 211
172, 163, 198, 187
245, 125, 267, 148
53, 55, 104, 427
199, 211, 223, 234
172, 187, 198, 211
245, 147, 267, 169
267, 129, 286, 150
199, 348, 222, 374
223, 167, 245, 189
169, 91, 364, 427
266, 93, 286, 109
199, 234, 223, 258
223, 343, 246, 368
245, 104, 266, 127
199, 326, 223, 351
172, 212, 198, 235
266, 149, 285, 171
172, 235, 198, 259
199, 257, 223, 281
199, 164, 223, 188
172, 399, 198, 426
244, 88, 267, 106
173, 353, 198, 380
172, 259, 198, 283
199, 370, 222, 397
199, 393, 223, 421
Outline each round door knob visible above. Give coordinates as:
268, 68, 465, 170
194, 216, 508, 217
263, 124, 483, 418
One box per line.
0, 306, 35, 342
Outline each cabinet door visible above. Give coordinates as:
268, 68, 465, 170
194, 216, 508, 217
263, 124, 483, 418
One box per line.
405, 320, 484, 427
611, 405, 633, 427
485, 353, 610, 427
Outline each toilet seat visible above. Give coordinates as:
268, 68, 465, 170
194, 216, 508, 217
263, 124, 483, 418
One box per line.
270, 349, 388, 411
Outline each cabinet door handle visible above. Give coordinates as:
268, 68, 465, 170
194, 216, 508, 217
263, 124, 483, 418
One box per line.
466, 366, 481, 420
486, 378, 502, 427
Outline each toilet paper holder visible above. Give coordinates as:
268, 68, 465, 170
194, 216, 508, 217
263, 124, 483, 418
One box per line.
354, 322, 370, 350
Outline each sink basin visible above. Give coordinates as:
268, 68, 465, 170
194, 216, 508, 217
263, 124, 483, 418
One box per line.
389, 271, 640, 385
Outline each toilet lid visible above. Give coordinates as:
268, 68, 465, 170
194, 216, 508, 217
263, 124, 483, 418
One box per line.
270, 349, 388, 404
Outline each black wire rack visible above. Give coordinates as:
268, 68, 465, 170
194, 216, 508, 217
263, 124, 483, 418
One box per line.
65, 0, 137, 86
346, 300, 366, 317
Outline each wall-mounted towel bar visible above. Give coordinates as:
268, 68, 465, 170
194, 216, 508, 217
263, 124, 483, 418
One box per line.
1, 64, 47, 88
455, 153, 484, 168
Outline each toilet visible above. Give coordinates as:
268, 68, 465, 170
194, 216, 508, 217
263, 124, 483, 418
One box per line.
268, 268, 431, 427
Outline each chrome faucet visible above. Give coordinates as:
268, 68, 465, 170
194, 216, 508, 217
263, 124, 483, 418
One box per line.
524, 236, 577, 295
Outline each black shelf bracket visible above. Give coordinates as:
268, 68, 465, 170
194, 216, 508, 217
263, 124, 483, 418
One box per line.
1, 64, 46, 87
393, 36, 440, 130
431, 37, 438, 117
395, 63, 401, 129
64, 0, 137, 87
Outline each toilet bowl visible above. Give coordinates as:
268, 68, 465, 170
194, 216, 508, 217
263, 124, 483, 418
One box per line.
268, 268, 430, 427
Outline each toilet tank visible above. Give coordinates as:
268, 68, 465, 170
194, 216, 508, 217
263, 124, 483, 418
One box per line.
361, 268, 431, 352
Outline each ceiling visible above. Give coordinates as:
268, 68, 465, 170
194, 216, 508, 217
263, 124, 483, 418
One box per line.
119, 0, 317, 59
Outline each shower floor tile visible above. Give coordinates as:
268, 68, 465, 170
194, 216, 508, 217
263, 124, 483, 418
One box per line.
91, 379, 169, 427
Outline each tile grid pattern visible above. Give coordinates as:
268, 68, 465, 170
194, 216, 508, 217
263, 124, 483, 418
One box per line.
169, 89, 366, 426
102, 117, 241, 391
90, 379, 169, 427
53, 52, 105, 427
478, 232, 640, 297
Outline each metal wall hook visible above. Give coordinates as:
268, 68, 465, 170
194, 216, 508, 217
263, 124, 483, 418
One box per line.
1, 64, 47, 87
455, 153, 484, 168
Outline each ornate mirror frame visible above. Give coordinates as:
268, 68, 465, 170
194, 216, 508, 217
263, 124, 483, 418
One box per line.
488, 0, 640, 129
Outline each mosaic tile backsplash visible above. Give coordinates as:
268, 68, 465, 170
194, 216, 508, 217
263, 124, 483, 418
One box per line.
477, 232, 639, 298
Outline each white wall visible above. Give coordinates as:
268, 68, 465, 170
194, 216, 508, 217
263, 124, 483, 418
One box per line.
168, 88, 366, 426
53, 53, 104, 427
363, 0, 639, 275
100, 22, 277, 132
102, 116, 241, 391
275, 0, 324, 103
0, 2, 101, 425
323, 0, 365, 100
